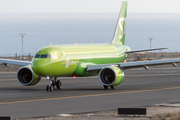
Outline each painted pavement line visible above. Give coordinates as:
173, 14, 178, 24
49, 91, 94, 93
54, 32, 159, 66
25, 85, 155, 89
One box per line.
0, 86, 180, 105
1, 79, 179, 96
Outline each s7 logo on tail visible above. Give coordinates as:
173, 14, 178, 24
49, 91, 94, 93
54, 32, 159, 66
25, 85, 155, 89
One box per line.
119, 17, 126, 40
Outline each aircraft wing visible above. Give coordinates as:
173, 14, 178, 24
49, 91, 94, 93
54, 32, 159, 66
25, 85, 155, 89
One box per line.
87, 58, 180, 71
0, 58, 31, 66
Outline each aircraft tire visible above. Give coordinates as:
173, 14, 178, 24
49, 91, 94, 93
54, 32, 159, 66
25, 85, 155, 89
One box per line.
46, 85, 49, 91
56, 80, 61, 89
50, 85, 53, 91
104, 85, 108, 89
111, 86, 114, 89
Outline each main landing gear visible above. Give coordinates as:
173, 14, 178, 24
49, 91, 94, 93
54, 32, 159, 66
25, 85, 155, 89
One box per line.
46, 77, 62, 92
104, 85, 114, 90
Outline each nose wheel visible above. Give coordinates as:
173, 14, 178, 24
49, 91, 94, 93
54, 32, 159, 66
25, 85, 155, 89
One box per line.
46, 85, 54, 91
46, 77, 62, 92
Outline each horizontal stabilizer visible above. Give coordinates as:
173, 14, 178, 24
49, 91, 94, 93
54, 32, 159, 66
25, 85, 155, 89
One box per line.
125, 48, 167, 53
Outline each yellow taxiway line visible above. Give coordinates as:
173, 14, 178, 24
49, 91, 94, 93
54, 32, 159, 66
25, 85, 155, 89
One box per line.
0, 86, 180, 105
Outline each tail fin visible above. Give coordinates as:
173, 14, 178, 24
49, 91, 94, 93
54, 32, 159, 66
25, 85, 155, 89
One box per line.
111, 1, 127, 45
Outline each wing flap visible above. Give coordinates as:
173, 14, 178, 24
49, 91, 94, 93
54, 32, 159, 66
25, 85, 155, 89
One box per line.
119, 58, 180, 69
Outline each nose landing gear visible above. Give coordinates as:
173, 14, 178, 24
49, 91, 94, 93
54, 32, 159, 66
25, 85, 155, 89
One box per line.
46, 77, 62, 92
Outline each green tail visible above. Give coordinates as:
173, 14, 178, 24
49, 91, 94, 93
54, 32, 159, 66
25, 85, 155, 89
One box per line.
111, 1, 127, 45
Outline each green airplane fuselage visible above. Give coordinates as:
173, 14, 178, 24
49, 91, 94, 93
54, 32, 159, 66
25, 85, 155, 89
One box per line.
32, 44, 131, 77
31, 1, 129, 78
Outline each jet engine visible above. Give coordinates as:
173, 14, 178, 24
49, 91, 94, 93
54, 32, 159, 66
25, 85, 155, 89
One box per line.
99, 66, 124, 86
17, 66, 41, 86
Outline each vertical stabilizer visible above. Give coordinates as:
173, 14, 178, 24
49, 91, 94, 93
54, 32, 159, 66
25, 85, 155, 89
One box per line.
111, 1, 127, 45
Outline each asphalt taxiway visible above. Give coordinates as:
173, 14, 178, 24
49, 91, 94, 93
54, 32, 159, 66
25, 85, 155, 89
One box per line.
0, 67, 180, 119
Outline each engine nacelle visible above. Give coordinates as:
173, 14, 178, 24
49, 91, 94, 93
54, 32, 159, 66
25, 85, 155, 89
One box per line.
17, 66, 41, 86
99, 66, 124, 86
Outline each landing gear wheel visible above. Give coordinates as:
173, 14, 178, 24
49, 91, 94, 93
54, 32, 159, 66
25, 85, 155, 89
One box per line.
49, 85, 54, 91
111, 86, 114, 89
51, 82, 55, 89
46, 85, 49, 91
56, 80, 61, 89
104, 85, 108, 89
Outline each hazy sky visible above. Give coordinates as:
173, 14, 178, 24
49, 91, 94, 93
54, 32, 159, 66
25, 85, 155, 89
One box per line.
0, 0, 179, 13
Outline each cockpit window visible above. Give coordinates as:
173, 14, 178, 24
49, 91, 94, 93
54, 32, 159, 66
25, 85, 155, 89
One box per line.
48, 54, 56, 59
35, 54, 40, 58
48, 54, 52, 58
40, 54, 48, 58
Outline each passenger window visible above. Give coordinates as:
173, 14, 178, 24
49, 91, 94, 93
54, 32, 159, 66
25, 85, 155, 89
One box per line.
41, 54, 48, 58
35, 54, 40, 58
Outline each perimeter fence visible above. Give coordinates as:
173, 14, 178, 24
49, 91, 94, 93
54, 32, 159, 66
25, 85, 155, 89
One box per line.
0, 53, 34, 61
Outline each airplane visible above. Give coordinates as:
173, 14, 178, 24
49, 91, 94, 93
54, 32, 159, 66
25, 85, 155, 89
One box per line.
1, 1, 180, 92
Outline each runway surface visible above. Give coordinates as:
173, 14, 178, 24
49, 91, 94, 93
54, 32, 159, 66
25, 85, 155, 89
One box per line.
0, 67, 180, 118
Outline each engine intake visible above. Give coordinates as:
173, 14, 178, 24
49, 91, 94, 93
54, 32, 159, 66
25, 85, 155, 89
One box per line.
17, 67, 41, 86
99, 66, 124, 86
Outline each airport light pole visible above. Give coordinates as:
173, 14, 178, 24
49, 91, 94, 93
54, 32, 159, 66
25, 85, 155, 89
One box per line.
148, 37, 153, 49
20, 33, 25, 60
